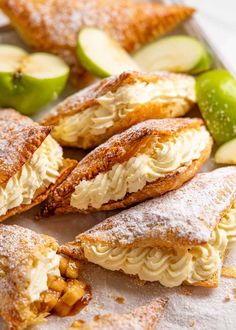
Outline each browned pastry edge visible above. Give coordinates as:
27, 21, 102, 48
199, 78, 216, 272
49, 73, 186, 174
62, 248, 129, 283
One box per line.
54, 99, 196, 149
0, 159, 77, 222
40, 118, 205, 217
0, 225, 59, 330
69, 297, 168, 330
41, 71, 195, 126
0, 0, 195, 87
41, 121, 211, 217
0, 109, 51, 186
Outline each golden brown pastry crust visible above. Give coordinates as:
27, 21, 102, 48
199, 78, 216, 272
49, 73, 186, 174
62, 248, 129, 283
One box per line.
0, 158, 77, 222
0, 224, 58, 330
41, 118, 211, 217
42, 71, 196, 149
69, 298, 168, 330
61, 167, 236, 250
0, 108, 77, 222
0, 109, 51, 186
0, 0, 195, 86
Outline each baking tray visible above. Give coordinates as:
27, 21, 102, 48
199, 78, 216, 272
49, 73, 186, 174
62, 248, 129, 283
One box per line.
0, 3, 236, 330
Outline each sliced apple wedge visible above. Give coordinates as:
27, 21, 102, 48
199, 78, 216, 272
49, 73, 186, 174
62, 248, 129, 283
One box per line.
76, 27, 140, 78
0, 45, 69, 115
196, 70, 236, 145
215, 138, 236, 164
133, 35, 211, 74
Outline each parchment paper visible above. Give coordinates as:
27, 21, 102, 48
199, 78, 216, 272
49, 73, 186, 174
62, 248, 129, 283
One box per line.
0, 18, 235, 330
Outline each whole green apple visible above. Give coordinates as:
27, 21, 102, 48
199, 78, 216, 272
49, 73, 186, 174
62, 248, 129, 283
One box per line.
196, 70, 236, 145
0, 45, 69, 115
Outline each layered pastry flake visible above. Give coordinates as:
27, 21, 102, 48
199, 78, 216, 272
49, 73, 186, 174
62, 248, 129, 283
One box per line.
69, 298, 167, 330
43, 71, 196, 149
61, 167, 236, 288
41, 118, 212, 216
0, 109, 76, 221
0, 0, 194, 86
0, 225, 91, 330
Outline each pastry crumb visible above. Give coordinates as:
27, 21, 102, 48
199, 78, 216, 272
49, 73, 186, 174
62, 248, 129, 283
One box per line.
94, 315, 101, 321
224, 295, 231, 302
189, 319, 196, 327
181, 286, 192, 296
115, 296, 125, 304
221, 266, 236, 278
233, 288, 236, 298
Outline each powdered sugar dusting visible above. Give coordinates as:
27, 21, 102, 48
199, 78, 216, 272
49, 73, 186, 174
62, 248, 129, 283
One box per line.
80, 167, 236, 247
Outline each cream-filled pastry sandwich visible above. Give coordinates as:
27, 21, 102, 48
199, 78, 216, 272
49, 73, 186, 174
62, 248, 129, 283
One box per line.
69, 298, 167, 330
0, 225, 91, 330
0, 0, 194, 86
41, 118, 212, 217
42, 71, 196, 149
61, 167, 236, 289
0, 109, 76, 222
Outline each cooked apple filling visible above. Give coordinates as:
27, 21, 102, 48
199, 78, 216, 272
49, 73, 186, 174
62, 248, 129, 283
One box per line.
0, 135, 63, 216
71, 126, 210, 210
52, 78, 195, 143
30, 255, 91, 318
81, 203, 236, 287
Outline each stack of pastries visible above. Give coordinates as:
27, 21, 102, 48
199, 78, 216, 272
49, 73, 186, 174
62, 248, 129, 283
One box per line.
0, 1, 235, 330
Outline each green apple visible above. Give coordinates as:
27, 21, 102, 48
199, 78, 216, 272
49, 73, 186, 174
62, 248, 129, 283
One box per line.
0, 45, 69, 115
215, 138, 236, 164
133, 35, 211, 74
196, 70, 236, 145
76, 27, 140, 78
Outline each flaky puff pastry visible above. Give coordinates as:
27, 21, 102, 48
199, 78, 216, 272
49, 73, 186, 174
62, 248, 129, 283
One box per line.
0, 0, 194, 86
0, 109, 77, 222
69, 298, 168, 330
42, 71, 196, 149
61, 167, 236, 289
41, 118, 212, 217
0, 225, 91, 330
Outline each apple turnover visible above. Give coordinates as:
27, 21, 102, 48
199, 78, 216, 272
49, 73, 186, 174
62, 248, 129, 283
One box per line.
42, 71, 196, 149
69, 298, 167, 330
0, 225, 91, 330
61, 167, 236, 289
0, 109, 76, 222
41, 118, 212, 216
0, 0, 194, 86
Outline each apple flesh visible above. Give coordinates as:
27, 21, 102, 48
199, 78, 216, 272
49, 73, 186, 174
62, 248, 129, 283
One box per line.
196, 70, 236, 145
215, 138, 236, 164
0, 45, 69, 115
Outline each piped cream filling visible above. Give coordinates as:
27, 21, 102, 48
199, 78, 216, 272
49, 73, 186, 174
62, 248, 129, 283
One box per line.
71, 127, 209, 210
81, 204, 236, 288
52, 79, 195, 143
27, 250, 61, 302
0, 135, 63, 216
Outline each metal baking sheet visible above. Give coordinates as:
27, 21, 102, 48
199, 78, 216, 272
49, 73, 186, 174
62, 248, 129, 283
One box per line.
0, 3, 235, 330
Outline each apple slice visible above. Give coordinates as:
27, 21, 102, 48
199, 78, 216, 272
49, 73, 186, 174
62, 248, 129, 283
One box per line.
76, 27, 140, 78
215, 138, 236, 164
133, 35, 211, 74
0, 45, 69, 115
196, 70, 236, 145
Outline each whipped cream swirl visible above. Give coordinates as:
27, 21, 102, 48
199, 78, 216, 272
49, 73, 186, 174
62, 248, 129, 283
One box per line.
82, 204, 236, 287
71, 127, 209, 210
52, 78, 195, 143
0, 135, 63, 216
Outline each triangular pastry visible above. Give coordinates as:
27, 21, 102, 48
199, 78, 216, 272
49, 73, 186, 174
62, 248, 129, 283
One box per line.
0, 109, 77, 222
69, 298, 168, 330
61, 167, 236, 288
0, 224, 91, 330
0, 0, 195, 85
41, 118, 212, 217
42, 71, 196, 149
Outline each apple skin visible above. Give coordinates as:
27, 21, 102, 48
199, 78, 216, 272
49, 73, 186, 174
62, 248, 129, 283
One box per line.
0, 71, 69, 115
196, 70, 236, 145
